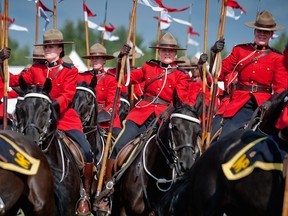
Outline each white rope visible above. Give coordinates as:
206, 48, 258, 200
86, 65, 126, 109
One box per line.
170, 113, 201, 124
24, 93, 52, 103
142, 134, 174, 192
76, 86, 96, 98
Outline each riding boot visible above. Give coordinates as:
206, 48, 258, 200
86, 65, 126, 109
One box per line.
77, 162, 94, 215
104, 159, 115, 186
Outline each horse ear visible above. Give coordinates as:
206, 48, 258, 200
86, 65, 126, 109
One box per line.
194, 93, 204, 116
43, 78, 52, 94
172, 89, 182, 108
19, 75, 28, 93
90, 75, 97, 89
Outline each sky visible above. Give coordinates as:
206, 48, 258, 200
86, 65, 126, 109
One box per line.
5, 0, 288, 58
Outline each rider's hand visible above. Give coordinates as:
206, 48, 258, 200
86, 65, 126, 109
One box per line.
118, 44, 131, 59
198, 53, 208, 66
0, 47, 11, 61
211, 39, 225, 53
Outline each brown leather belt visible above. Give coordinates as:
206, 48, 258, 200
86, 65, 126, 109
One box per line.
236, 84, 272, 93
142, 96, 170, 106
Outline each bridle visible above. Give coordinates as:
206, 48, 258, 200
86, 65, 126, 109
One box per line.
75, 86, 96, 127
20, 92, 53, 146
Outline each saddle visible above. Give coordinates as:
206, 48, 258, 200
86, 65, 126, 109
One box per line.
58, 132, 85, 171
114, 137, 141, 172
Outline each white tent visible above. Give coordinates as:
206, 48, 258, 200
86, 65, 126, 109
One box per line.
68, 49, 88, 72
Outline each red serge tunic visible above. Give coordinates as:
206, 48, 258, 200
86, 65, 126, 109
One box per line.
77, 68, 121, 128
9, 60, 83, 132
125, 61, 190, 125
220, 44, 287, 118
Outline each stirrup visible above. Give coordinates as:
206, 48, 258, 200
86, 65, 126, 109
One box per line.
93, 196, 112, 216
75, 196, 92, 216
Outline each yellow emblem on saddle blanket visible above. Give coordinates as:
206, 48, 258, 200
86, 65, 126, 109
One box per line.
0, 134, 40, 175
222, 136, 283, 180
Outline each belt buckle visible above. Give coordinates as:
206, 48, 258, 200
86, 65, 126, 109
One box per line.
251, 85, 258, 92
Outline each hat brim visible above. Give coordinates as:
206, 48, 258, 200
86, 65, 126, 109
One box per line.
82, 54, 115, 60
245, 22, 284, 31
25, 56, 46, 60
34, 41, 74, 46
149, 45, 186, 50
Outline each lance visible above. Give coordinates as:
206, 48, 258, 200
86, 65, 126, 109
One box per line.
200, 0, 209, 153
83, 0, 90, 70
101, 0, 108, 46
155, 11, 161, 60
35, 1, 39, 44
204, 0, 227, 149
53, 0, 57, 28
2, 0, 9, 129
96, 0, 138, 197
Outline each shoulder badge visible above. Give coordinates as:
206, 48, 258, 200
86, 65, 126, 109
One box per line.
235, 43, 252, 48
62, 62, 74, 69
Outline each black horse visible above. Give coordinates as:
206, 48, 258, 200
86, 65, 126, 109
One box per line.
158, 89, 288, 216
109, 91, 202, 216
0, 130, 55, 216
15, 76, 82, 216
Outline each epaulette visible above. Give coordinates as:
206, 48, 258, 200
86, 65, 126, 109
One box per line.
270, 47, 282, 55
147, 59, 160, 65
235, 43, 253, 47
62, 62, 74, 69
177, 66, 189, 74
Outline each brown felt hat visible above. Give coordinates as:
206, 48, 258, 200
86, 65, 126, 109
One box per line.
149, 32, 186, 50
26, 46, 45, 59
35, 29, 73, 46
175, 56, 194, 69
82, 43, 115, 60
245, 10, 284, 31
62, 55, 74, 65
190, 56, 199, 68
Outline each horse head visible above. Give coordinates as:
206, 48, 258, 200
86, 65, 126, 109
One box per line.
15, 75, 55, 146
72, 76, 98, 126
158, 90, 201, 176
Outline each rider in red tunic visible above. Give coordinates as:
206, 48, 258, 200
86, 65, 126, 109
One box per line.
105, 32, 191, 182
9, 29, 94, 215
77, 43, 125, 138
211, 10, 287, 140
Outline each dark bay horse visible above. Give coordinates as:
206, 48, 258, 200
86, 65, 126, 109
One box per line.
72, 78, 105, 170
110, 91, 202, 216
15, 76, 82, 216
0, 130, 55, 216
158, 89, 288, 216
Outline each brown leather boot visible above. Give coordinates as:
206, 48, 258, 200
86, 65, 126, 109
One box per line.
104, 159, 115, 187
77, 162, 94, 215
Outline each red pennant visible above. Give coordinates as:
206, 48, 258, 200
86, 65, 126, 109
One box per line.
154, 0, 190, 13
227, 0, 246, 14
37, 0, 54, 14
153, 16, 169, 23
188, 27, 200, 36
83, 2, 97, 17
104, 23, 115, 32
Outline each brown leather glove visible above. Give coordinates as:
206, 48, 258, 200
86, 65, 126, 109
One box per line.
211, 39, 225, 53
118, 44, 131, 59
198, 53, 208, 66
0, 47, 11, 61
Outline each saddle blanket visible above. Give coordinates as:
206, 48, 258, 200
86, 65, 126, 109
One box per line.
0, 134, 40, 175
222, 131, 287, 180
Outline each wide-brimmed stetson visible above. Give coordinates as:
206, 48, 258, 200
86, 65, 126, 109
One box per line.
26, 46, 45, 59
82, 43, 115, 60
149, 32, 186, 50
245, 10, 284, 31
175, 56, 194, 69
34, 29, 74, 46
190, 56, 199, 69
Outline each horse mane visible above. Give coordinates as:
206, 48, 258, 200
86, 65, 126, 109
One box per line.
259, 89, 288, 134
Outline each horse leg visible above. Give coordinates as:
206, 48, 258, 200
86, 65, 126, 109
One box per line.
0, 170, 24, 216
